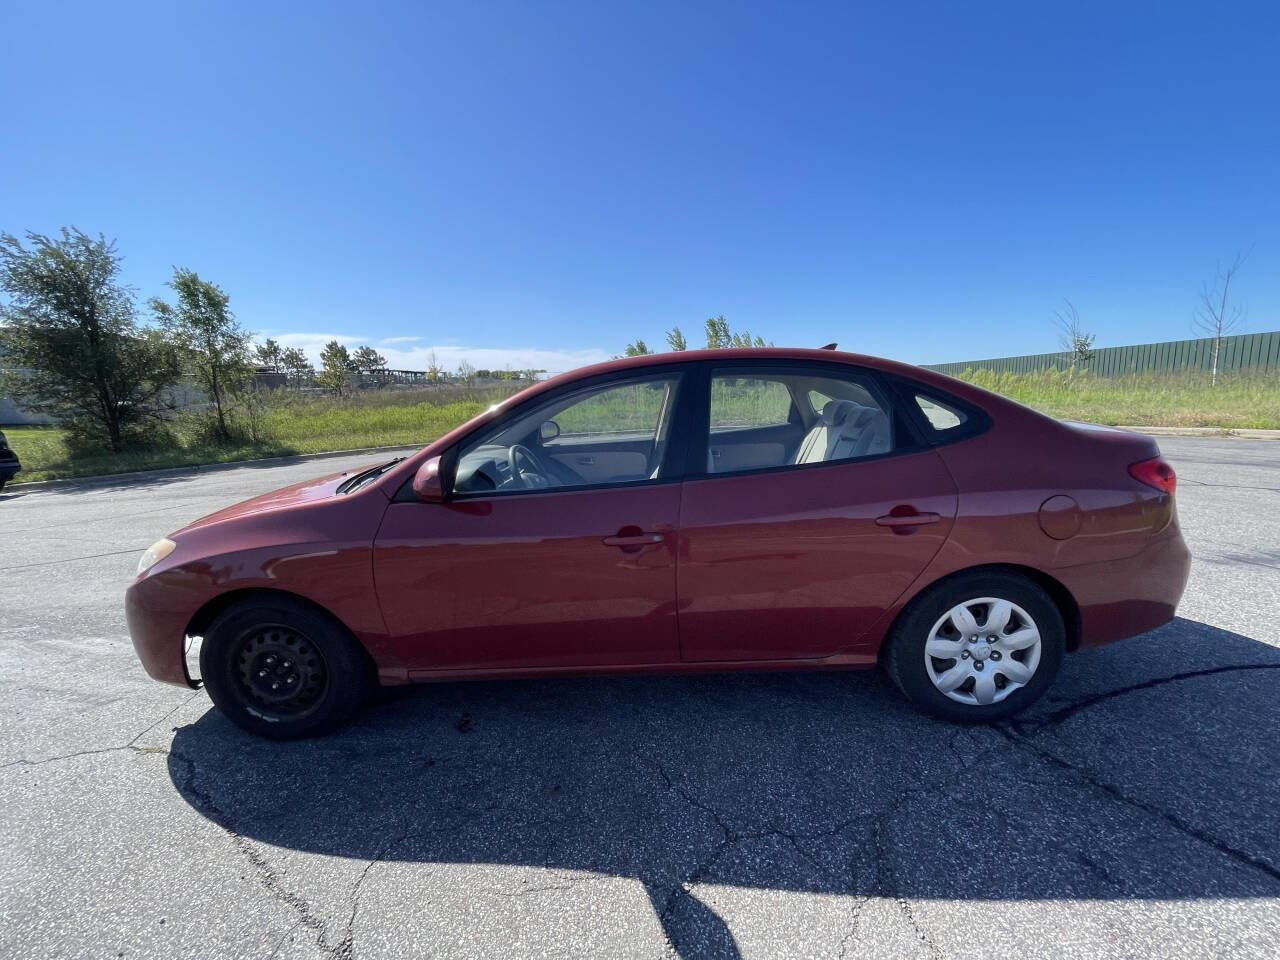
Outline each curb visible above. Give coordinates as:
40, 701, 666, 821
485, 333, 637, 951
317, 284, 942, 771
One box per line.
9, 443, 423, 492
1116, 425, 1280, 439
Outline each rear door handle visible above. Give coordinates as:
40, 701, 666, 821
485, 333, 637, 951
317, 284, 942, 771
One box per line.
602, 532, 665, 547
875, 512, 941, 527
577, 456, 595, 465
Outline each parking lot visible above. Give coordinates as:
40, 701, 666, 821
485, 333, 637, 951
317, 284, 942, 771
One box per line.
1, 434, 1278, 960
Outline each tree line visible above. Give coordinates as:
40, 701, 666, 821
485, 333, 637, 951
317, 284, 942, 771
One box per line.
620, 314, 773, 357
0, 228, 461, 453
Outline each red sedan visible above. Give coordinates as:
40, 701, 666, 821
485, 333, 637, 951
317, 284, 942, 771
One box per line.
126, 348, 1189, 737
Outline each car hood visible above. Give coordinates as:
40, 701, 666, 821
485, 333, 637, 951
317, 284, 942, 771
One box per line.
175, 466, 368, 534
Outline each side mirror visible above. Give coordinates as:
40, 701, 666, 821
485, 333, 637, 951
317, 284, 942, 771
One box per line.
412, 456, 445, 502
539, 420, 560, 442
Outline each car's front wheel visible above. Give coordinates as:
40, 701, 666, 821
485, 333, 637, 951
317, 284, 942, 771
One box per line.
884, 571, 1066, 721
199, 596, 375, 738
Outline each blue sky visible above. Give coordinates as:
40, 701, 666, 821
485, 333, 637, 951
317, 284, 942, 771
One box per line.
2, 1, 1277, 373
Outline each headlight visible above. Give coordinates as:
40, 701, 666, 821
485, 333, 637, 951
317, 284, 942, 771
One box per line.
137, 538, 177, 576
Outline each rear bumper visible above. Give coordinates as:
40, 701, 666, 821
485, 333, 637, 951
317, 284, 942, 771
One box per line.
1056, 521, 1191, 648
125, 575, 199, 688
0, 454, 19, 480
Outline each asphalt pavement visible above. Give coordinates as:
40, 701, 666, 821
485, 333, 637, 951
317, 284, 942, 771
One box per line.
1, 435, 1278, 959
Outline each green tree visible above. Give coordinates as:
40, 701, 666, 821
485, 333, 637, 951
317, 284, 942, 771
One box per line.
351, 345, 387, 375
280, 347, 311, 387
150, 268, 252, 442
623, 339, 652, 356
254, 338, 283, 371
317, 340, 354, 397
703, 315, 770, 348
1053, 300, 1095, 370
0, 228, 181, 451
665, 327, 687, 351
456, 359, 476, 386
704, 315, 731, 348
426, 349, 444, 382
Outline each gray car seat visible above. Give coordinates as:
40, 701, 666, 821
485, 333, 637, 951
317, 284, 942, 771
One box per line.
793, 399, 891, 464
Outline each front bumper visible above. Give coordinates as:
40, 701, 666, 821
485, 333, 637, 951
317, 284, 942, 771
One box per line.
1056, 521, 1192, 648
125, 575, 200, 688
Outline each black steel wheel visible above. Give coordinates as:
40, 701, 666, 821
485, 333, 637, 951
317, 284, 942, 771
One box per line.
201, 595, 375, 738
233, 625, 329, 718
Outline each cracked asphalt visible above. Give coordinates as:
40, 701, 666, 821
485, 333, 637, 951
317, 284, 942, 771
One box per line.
2, 435, 1278, 959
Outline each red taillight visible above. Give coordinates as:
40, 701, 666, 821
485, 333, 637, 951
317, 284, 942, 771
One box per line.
1129, 456, 1176, 495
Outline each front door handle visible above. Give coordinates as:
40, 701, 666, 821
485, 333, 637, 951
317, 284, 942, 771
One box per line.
602, 532, 665, 547
875, 512, 941, 527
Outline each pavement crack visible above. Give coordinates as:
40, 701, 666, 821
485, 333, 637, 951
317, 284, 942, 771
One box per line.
651, 759, 734, 840
127, 691, 205, 747
0, 691, 202, 769
644, 753, 882, 956
0, 546, 151, 571
482, 877, 588, 898
1179, 477, 1279, 493
0, 745, 130, 769
995, 726, 1280, 885
266, 919, 305, 960
872, 782, 946, 960
1031, 663, 1280, 730
836, 895, 869, 959
169, 745, 351, 959
1072, 850, 1125, 891
335, 818, 419, 960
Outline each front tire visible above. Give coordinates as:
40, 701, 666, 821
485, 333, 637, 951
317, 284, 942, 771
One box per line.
884, 571, 1065, 722
200, 596, 375, 739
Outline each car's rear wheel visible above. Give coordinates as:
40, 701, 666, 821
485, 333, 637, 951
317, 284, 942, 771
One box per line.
200, 596, 374, 739
884, 571, 1065, 721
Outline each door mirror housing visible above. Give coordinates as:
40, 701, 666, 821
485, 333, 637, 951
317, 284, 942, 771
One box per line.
539, 420, 560, 442
412, 456, 445, 502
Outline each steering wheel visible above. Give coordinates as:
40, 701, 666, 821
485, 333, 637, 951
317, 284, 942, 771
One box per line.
508, 444, 551, 489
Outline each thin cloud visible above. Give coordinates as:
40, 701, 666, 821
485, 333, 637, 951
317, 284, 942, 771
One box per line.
262, 333, 610, 375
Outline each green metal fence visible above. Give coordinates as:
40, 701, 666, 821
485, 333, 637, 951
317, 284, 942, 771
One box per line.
925, 330, 1280, 378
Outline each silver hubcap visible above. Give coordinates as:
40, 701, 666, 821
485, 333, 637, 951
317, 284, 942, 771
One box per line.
923, 597, 1042, 706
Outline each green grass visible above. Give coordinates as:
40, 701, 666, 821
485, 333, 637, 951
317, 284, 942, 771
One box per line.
954, 368, 1280, 430
4, 386, 514, 484
5, 368, 1278, 485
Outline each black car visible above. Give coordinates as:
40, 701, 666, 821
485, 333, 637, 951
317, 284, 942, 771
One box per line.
0, 430, 21, 491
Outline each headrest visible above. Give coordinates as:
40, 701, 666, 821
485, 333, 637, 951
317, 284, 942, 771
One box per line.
820, 399, 857, 426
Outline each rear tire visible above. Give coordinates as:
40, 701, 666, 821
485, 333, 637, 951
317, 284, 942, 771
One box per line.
884, 571, 1065, 722
200, 596, 375, 739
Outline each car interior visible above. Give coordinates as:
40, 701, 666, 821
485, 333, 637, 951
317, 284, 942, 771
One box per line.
706, 372, 892, 474
451, 367, 897, 494
454, 377, 681, 493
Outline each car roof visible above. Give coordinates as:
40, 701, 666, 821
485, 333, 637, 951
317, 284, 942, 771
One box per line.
532, 347, 966, 394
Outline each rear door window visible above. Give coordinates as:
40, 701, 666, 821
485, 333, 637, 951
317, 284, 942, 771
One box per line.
705, 366, 896, 475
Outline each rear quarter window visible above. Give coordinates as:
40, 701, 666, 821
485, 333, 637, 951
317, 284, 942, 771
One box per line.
914, 395, 966, 431
891, 378, 991, 446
